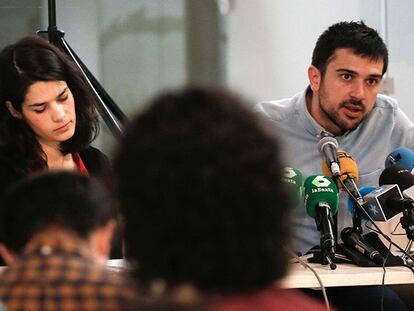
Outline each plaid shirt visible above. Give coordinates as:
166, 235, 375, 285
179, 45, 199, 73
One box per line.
0, 231, 138, 311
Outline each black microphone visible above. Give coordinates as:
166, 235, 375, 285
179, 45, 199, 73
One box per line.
361, 184, 403, 222
360, 166, 405, 222
318, 136, 340, 177
341, 227, 385, 266
379, 164, 414, 200
379, 165, 414, 239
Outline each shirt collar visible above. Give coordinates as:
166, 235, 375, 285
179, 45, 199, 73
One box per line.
297, 90, 329, 138
23, 228, 94, 260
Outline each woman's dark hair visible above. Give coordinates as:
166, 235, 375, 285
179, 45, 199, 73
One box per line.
312, 21, 388, 76
114, 86, 293, 293
0, 36, 99, 175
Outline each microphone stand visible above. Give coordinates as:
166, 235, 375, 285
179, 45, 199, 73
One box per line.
36, 0, 127, 139
397, 199, 414, 264
317, 206, 337, 270
308, 203, 337, 270
331, 174, 364, 234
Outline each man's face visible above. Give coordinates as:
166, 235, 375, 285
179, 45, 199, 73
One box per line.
308, 48, 384, 135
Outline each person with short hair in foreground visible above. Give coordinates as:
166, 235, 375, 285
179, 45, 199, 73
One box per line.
0, 171, 137, 311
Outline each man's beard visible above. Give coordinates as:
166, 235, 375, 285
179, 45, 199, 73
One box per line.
319, 95, 367, 135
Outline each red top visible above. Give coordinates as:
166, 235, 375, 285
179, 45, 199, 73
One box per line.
72, 152, 89, 175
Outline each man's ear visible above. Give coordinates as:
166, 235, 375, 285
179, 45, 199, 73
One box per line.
0, 243, 17, 266
308, 65, 321, 92
5, 101, 22, 119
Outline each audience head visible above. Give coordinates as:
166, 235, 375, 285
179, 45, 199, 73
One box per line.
114, 86, 293, 293
311, 21, 388, 76
0, 171, 117, 259
0, 36, 99, 173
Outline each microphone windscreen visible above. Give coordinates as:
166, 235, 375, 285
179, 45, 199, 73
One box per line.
322, 150, 359, 189
385, 147, 414, 172
282, 167, 303, 204
318, 136, 338, 153
379, 164, 414, 191
337, 150, 359, 182
347, 186, 375, 219
303, 175, 338, 217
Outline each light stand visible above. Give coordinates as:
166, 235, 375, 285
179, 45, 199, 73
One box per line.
36, 0, 127, 139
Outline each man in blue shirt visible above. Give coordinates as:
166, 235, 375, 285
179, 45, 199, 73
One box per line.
257, 21, 410, 311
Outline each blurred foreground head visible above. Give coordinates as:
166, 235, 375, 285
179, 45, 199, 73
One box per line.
114, 86, 293, 293
1, 171, 116, 255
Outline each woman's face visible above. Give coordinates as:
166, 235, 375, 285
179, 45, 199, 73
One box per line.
9, 80, 76, 148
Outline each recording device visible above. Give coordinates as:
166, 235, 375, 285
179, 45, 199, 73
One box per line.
318, 136, 340, 177
282, 167, 303, 204
361, 184, 403, 221
341, 227, 385, 266
304, 175, 338, 267
384, 147, 414, 173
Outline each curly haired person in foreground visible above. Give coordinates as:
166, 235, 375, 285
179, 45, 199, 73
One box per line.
114, 86, 329, 311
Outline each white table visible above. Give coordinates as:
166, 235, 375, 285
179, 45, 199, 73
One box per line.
280, 260, 414, 288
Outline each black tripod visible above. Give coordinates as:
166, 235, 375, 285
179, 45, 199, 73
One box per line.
397, 199, 414, 263
36, 0, 127, 139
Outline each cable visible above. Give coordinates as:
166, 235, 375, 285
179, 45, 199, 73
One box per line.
334, 176, 414, 265
289, 251, 331, 311
403, 239, 411, 256
390, 219, 404, 235
379, 240, 392, 311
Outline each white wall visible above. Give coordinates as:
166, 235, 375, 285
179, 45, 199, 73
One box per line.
226, 0, 414, 117
227, 0, 361, 102
386, 1, 414, 121
40, 0, 101, 80
99, 0, 186, 116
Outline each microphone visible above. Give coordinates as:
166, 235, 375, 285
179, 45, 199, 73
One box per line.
385, 147, 414, 173
282, 167, 303, 204
304, 175, 338, 255
322, 150, 365, 232
341, 227, 385, 266
361, 183, 403, 221
347, 186, 375, 220
378, 165, 414, 239
379, 164, 414, 200
318, 136, 340, 177
322, 150, 364, 205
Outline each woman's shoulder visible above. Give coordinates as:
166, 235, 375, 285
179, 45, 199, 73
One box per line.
79, 145, 108, 160
78, 145, 111, 176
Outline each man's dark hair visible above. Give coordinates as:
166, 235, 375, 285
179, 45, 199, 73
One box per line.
311, 21, 388, 75
0, 36, 99, 175
114, 86, 293, 293
0, 171, 116, 253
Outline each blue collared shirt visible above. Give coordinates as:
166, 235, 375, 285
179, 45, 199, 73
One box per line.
256, 90, 414, 253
